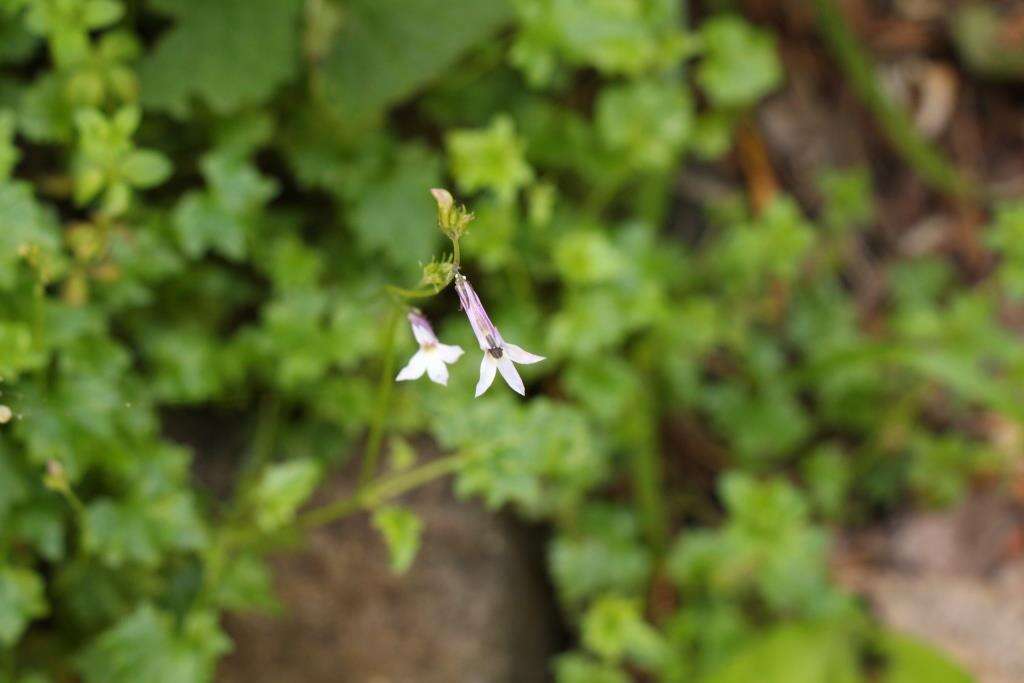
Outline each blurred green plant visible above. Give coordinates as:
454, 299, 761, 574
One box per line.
0, 0, 1014, 681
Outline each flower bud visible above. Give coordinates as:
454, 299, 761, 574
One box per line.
430, 187, 474, 240
44, 460, 69, 493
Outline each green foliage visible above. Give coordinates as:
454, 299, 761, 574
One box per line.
318, 0, 513, 125
510, 0, 688, 85
0, 0, 1009, 680
581, 595, 668, 669
447, 115, 534, 204
878, 632, 973, 683
696, 15, 783, 108
987, 201, 1024, 300
139, 0, 303, 116
595, 78, 693, 171
549, 504, 652, 607
702, 622, 860, 683
372, 505, 423, 574
554, 654, 630, 683
668, 473, 837, 616
0, 567, 48, 646
77, 605, 230, 683
245, 459, 321, 533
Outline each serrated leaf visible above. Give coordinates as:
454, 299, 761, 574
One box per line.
0, 180, 60, 289
704, 622, 860, 683
697, 15, 782, 108
318, 0, 513, 125
248, 459, 321, 532
554, 654, 630, 683
77, 605, 230, 683
139, 0, 302, 116
349, 143, 441, 267
447, 115, 534, 203
121, 149, 172, 188
372, 505, 423, 574
879, 632, 972, 683
0, 566, 47, 646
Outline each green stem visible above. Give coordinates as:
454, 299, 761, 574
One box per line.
301, 451, 473, 528
813, 0, 976, 199
236, 393, 282, 491
32, 280, 45, 352
633, 412, 669, 555
386, 284, 442, 300
359, 304, 401, 488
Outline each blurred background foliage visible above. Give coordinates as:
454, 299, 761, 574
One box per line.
0, 0, 1022, 681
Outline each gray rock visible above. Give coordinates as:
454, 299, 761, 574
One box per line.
218, 469, 560, 683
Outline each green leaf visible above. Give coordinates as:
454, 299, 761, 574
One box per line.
372, 505, 423, 574
247, 459, 321, 532
121, 149, 172, 188
0, 13, 37, 64
438, 398, 608, 517
668, 473, 837, 616
554, 230, 625, 285
0, 566, 47, 646
172, 152, 276, 260
697, 15, 783, 108
0, 108, 18, 180
0, 180, 60, 289
173, 193, 245, 260
77, 605, 230, 683
348, 143, 441, 267
318, 0, 513, 125
139, 0, 302, 116
447, 114, 534, 203
704, 623, 860, 683
0, 321, 46, 377
510, 0, 688, 85
596, 79, 693, 171
581, 594, 667, 669
213, 553, 278, 613
82, 494, 207, 568
987, 201, 1024, 300
554, 653, 630, 683
879, 632, 972, 683
200, 152, 278, 214
549, 504, 652, 607
818, 167, 874, 234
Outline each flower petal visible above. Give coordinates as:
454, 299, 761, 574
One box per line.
408, 312, 438, 346
426, 355, 450, 385
497, 356, 525, 396
436, 343, 464, 364
475, 355, 498, 397
504, 343, 545, 365
395, 350, 427, 382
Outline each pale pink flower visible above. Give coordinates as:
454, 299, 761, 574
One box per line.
454, 274, 544, 397
396, 311, 464, 386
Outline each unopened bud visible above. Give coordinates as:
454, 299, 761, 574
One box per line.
430, 188, 453, 218
0, 405, 11, 424
44, 459, 69, 492
430, 188, 473, 240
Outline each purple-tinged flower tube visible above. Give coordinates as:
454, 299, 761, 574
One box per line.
454, 273, 545, 397
396, 310, 464, 386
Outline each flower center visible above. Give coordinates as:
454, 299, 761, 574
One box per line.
488, 346, 503, 359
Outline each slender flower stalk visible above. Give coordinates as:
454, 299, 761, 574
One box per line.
454, 273, 544, 396
395, 310, 464, 386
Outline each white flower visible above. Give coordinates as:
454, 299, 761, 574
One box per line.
454, 274, 545, 397
395, 310, 464, 386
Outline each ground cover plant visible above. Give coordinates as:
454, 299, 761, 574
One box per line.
0, 0, 1021, 681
